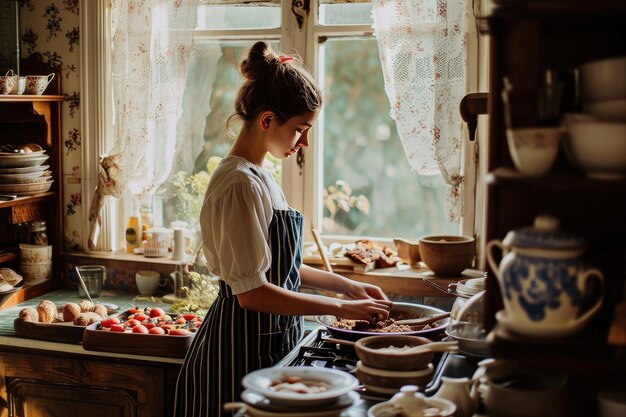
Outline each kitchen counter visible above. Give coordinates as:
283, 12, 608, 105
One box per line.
0, 289, 184, 364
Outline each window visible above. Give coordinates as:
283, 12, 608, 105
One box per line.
86, 0, 472, 252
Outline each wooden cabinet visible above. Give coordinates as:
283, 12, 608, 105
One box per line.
482, 1, 626, 415
0, 352, 181, 417
0, 54, 64, 307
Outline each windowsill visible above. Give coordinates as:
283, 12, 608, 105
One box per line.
61, 250, 187, 266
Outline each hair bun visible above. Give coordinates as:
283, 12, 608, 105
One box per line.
240, 41, 278, 81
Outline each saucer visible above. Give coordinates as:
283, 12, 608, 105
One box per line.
241, 390, 359, 414
495, 310, 591, 339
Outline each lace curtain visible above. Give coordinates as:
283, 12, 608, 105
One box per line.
88, 0, 197, 248
372, 0, 471, 222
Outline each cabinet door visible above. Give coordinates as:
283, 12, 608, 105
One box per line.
9, 381, 136, 417
0, 353, 164, 417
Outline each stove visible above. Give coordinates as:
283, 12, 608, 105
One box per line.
279, 328, 479, 399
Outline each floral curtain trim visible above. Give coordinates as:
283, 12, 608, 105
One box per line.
372, 0, 471, 223
88, 0, 198, 248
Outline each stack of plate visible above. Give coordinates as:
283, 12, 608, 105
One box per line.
0, 149, 52, 196
231, 367, 360, 417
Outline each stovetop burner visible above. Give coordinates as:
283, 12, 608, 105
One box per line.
279, 329, 465, 397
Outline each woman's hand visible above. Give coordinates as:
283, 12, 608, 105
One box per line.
341, 279, 389, 301
337, 298, 393, 321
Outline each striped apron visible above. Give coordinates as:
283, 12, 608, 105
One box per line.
173, 209, 304, 417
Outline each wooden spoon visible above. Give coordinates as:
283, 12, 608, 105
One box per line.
394, 311, 451, 326
400, 341, 459, 354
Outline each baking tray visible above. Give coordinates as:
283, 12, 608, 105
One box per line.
14, 316, 87, 344
82, 310, 198, 358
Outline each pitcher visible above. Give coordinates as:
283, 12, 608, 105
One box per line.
433, 376, 479, 417
486, 214, 604, 338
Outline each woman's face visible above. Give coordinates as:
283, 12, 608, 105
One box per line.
266, 111, 319, 160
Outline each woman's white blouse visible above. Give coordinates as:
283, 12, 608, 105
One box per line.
200, 155, 291, 294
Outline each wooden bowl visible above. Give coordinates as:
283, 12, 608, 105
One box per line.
418, 235, 475, 276
355, 335, 434, 371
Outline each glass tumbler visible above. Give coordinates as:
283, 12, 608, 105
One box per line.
76, 265, 105, 298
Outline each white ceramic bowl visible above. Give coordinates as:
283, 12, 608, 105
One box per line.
20, 261, 52, 281
19, 244, 52, 264
241, 366, 358, 408
564, 121, 626, 179
368, 397, 456, 417
580, 56, 626, 102
506, 127, 561, 177
583, 98, 626, 122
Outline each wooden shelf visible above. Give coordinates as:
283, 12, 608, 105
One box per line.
0, 192, 55, 210
487, 323, 626, 373
0, 95, 65, 103
0, 278, 57, 309
486, 167, 626, 194
0, 251, 17, 263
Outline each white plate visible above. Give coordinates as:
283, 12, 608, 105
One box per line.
0, 180, 53, 195
0, 175, 52, 185
241, 390, 359, 413
495, 310, 591, 339
0, 150, 46, 157
367, 398, 456, 417
241, 366, 358, 408
0, 155, 49, 168
0, 165, 49, 175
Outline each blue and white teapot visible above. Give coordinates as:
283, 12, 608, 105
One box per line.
486, 214, 604, 338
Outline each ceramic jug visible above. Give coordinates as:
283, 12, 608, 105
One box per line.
486, 214, 604, 338
433, 376, 479, 417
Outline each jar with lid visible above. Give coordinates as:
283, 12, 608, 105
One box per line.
29, 220, 48, 246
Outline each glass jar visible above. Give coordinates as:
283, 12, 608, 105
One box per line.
76, 265, 105, 298
29, 220, 48, 246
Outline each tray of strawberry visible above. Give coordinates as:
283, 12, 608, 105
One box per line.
82, 306, 204, 358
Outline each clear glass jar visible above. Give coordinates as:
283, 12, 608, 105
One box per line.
29, 220, 48, 246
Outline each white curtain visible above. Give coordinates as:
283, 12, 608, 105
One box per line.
372, 0, 472, 222
88, 0, 198, 248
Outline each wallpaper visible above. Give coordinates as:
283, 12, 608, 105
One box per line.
20, 0, 83, 251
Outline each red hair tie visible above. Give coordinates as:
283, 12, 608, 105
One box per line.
279, 54, 294, 63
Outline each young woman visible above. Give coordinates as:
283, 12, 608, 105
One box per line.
173, 41, 393, 417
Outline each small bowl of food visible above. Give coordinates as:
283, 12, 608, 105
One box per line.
356, 335, 437, 371
419, 235, 475, 276
241, 366, 358, 408
356, 361, 435, 395
368, 385, 456, 417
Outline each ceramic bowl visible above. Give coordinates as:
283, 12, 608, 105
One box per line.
580, 56, 626, 102
367, 397, 456, 417
19, 244, 52, 264
418, 235, 475, 276
506, 127, 561, 177
20, 261, 52, 282
393, 238, 421, 266
564, 121, 626, 179
241, 366, 358, 408
583, 98, 626, 122
356, 361, 435, 393
355, 335, 434, 371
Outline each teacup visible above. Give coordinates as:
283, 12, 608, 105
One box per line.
0, 70, 16, 95
24, 73, 55, 95
506, 127, 561, 177
10, 76, 26, 95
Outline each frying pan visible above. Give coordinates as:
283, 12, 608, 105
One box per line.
314, 302, 450, 342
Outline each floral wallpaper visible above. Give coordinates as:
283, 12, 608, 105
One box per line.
20, 0, 83, 251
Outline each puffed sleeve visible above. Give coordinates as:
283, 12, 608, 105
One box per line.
201, 178, 273, 294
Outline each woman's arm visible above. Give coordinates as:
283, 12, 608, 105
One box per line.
236, 282, 392, 321
299, 264, 389, 301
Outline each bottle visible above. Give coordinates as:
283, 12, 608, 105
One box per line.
125, 202, 142, 254
29, 220, 48, 246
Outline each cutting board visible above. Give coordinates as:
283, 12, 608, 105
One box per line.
302, 255, 375, 272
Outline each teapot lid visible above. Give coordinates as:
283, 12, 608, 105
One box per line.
505, 214, 586, 249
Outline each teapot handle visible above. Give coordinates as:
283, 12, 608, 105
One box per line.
573, 268, 604, 325
486, 240, 505, 282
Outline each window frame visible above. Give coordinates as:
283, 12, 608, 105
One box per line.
80, 0, 479, 251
